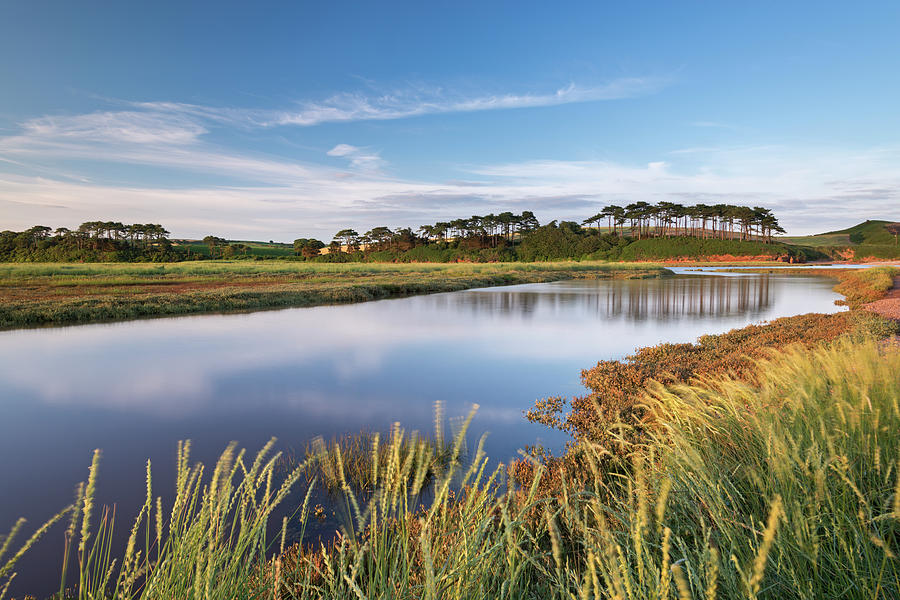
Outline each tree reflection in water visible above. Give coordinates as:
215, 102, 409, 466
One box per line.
427, 275, 773, 322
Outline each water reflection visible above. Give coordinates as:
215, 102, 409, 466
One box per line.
0, 273, 844, 596
436, 275, 773, 322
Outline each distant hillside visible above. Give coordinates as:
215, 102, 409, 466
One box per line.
778, 220, 900, 259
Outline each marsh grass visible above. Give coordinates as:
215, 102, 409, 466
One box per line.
833, 266, 899, 307
4, 339, 898, 598
0, 260, 662, 280
0, 261, 667, 329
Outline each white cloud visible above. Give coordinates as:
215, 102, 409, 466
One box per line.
2, 145, 899, 240
1, 80, 899, 239
326, 144, 384, 170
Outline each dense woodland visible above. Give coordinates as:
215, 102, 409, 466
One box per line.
0, 203, 842, 263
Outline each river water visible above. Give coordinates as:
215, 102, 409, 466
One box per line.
0, 271, 845, 594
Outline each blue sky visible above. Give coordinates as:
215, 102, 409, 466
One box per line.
1, 1, 899, 239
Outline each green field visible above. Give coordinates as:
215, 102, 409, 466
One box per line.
172, 239, 296, 257
777, 232, 852, 246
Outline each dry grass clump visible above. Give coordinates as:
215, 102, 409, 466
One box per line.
286, 403, 459, 495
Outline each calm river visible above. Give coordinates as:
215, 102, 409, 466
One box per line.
0, 271, 844, 594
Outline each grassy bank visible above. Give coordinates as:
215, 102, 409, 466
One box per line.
833, 266, 899, 307
3, 338, 898, 599
0, 261, 667, 330
523, 267, 900, 476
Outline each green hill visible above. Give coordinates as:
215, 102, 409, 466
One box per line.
779, 220, 900, 259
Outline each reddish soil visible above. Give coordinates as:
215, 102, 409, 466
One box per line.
657, 254, 789, 264
864, 276, 900, 321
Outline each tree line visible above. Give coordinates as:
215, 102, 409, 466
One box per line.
582, 202, 786, 242
310, 204, 785, 258
4, 221, 171, 249
310, 211, 543, 255
1, 202, 793, 263
0, 221, 178, 261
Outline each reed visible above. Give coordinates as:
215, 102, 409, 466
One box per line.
288, 406, 459, 495
3, 339, 899, 598
273, 339, 900, 598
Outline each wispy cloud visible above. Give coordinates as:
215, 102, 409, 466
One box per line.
20, 111, 207, 145
326, 144, 384, 170
268, 78, 666, 126
123, 77, 667, 130
2, 79, 899, 239
1, 77, 666, 154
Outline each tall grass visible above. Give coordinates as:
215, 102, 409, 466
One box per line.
274, 339, 900, 598
290, 405, 459, 495
2, 440, 311, 600
4, 338, 897, 598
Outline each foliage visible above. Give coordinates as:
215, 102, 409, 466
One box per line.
3, 202, 803, 264
525, 311, 858, 457
609, 237, 813, 261
515, 222, 624, 261
0, 223, 180, 263
293, 238, 325, 258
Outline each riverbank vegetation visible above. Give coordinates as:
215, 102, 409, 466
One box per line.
0, 261, 666, 330
3, 336, 898, 598
833, 265, 900, 307
522, 267, 900, 489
